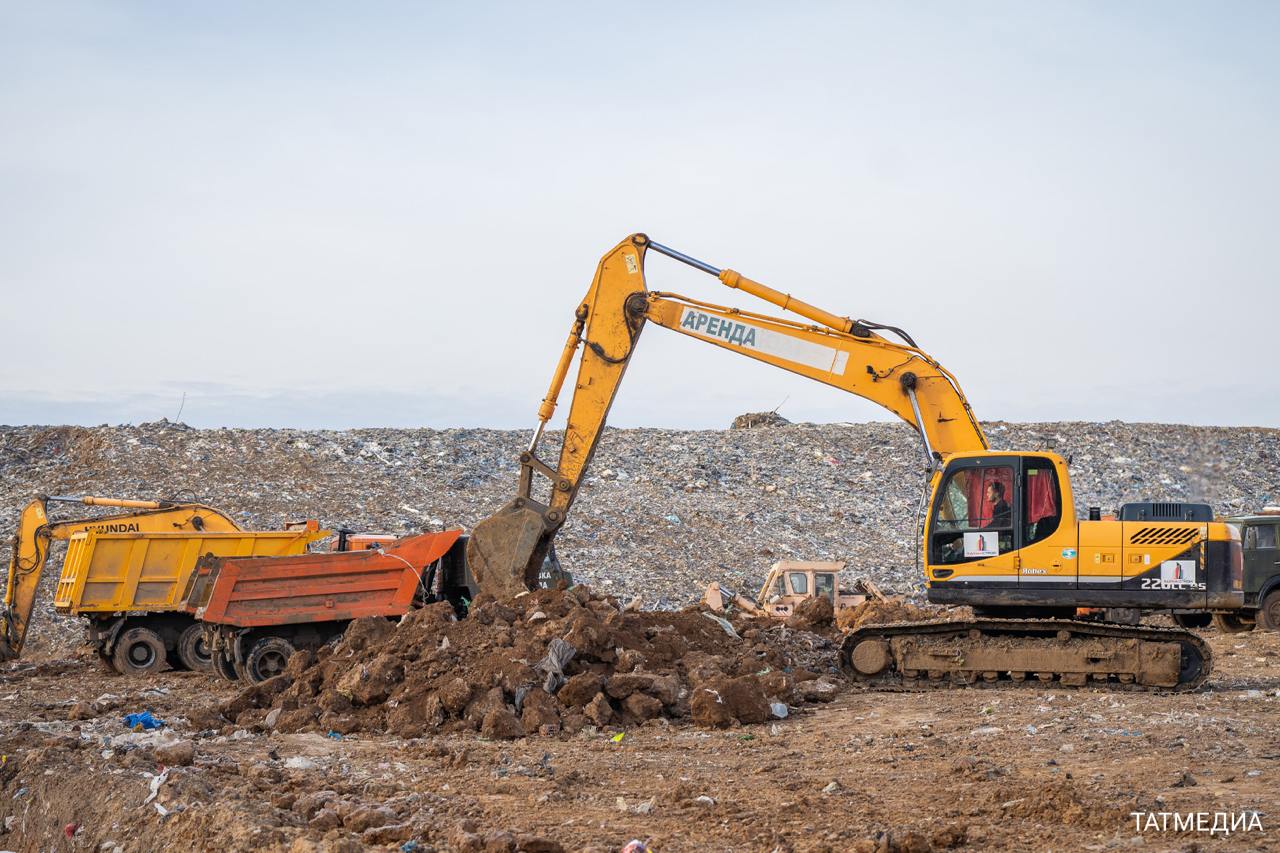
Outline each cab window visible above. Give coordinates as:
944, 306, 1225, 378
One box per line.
1024, 459, 1062, 545
931, 464, 1015, 564
934, 465, 1014, 530
788, 572, 808, 595
815, 573, 835, 601
1250, 525, 1278, 549
771, 576, 786, 599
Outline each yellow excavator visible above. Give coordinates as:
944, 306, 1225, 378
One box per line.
468, 233, 1243, 690
1, 495, 240, 664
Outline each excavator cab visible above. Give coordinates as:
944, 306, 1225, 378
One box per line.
926, 453, 1063, 578
925, 451, 1241, 617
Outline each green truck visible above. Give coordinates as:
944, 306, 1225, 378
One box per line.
1215, 511, 1280, 632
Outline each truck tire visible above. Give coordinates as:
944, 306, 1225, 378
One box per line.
176, 624, 213, 671
1173, 612, 1212, 630
111, 627, 167, 675
242, 636, 295, 683
1212, 613, 1255, 633
1258, 590, 1280, 631
213, 650, 240, 682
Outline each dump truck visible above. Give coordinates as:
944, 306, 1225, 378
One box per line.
57, 525, 326, 673
2, 494, 325, 673
466, 233, 1238, 690
186, 533, 569, 682
186, 530, 467, 681
702, 561, 885, 619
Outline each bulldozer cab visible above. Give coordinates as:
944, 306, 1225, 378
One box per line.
758, 561, 867, 618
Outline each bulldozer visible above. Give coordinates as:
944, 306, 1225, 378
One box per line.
467, 233, 1242, 690
702, 561, 885, 620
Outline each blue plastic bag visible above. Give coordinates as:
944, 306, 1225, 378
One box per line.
123, 710, 164, 730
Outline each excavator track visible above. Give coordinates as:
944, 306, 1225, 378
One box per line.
840, 618, 1212, 692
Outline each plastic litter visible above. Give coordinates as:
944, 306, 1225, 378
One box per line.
122, 711, 163, 731
143, 769, 169, 805
621, 840, 652, 853
610, 732, 625, 744
534, 637, 577, 694
327, 731, 343, 740
700, 612, 740, 639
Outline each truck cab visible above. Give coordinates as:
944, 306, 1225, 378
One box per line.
1226, 510, 1280, 630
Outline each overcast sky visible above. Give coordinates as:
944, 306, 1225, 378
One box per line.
2, 2, 1277, 431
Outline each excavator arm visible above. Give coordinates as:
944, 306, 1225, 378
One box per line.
0, 495, 240, 659
466, 233, 988, 598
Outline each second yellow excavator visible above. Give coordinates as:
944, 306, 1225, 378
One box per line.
2, 495, 322, 673
468, 234, 1243, 690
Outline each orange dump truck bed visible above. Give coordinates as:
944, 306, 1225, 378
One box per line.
189, 529, 463, 628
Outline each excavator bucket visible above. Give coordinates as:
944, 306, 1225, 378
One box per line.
465, 501, 548, 600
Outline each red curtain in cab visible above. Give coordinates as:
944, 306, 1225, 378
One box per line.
1026, 467, 1058, 523
964, 466, 1014, 528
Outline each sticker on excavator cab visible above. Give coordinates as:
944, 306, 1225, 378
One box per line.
678, 307, 850, 374
963, 532, 999, 557
1061, 548, 1077, 559
624, 253, 638, 274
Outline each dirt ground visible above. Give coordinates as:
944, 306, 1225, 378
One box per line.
0, 626, 1277, 852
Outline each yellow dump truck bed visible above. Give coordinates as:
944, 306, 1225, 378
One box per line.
54, 529, 325, 615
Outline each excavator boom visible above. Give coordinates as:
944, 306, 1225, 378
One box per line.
467, 233, 986, 597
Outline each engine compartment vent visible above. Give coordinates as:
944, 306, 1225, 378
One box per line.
1119, 502, 1212, 523
1129, 527, 1201, 546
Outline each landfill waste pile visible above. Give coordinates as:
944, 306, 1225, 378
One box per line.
223, 585, 860, 737
1, 420, 1279, 851
2, 418, 1278, 659
730, 410, 791, 429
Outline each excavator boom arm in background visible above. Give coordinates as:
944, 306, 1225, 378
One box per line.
0, 495, 240, 659
466, 233, 988, 598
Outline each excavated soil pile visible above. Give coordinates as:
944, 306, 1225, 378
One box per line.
836, 596, 938, 632
223, 586, 843, 738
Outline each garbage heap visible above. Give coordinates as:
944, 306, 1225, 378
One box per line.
222, 586, 846, 738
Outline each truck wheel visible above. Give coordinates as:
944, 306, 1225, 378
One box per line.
111, 627, 167, 675
1172, 612, 1212, 630
1258, 591, 1280, 631
213, 650, 240, 682
1212, 613, 1255, 633
242, 637, 295, 683
176, 624, 214, 671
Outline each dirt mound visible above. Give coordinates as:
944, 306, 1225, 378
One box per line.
836, 596, 937, 632
785, 594, 834, 630
983, 779, 1130, 829
224, 586, 842, 737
